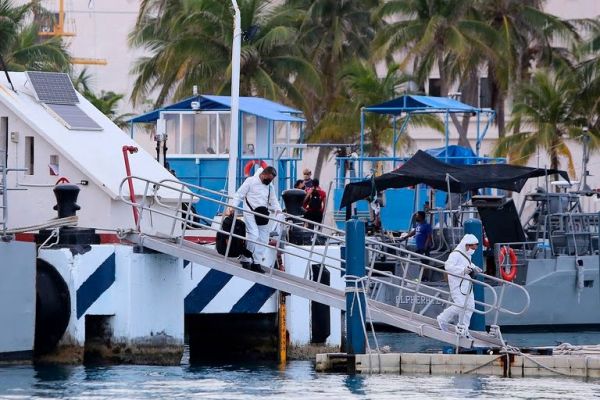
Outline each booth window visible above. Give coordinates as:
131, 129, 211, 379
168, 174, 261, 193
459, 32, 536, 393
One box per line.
167, 112, 230, 155
242, 114, 257, 156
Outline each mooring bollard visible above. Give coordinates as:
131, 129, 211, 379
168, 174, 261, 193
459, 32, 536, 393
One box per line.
464, 218, 485, 332
345, 217, 366, 354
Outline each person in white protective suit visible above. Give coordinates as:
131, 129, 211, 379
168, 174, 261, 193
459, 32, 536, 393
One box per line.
226, 166, 282, 273
436, 233, 483, 338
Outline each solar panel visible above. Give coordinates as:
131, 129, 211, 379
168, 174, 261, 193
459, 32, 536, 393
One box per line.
45, 104, 102, 131
26, 71, 79, 105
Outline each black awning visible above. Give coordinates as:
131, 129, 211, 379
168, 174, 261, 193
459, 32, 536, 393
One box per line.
340, 150, 569, 208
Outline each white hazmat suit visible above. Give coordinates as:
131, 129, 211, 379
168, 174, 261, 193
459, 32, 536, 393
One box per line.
229, 174, 282, 268
436, 234, 482, 337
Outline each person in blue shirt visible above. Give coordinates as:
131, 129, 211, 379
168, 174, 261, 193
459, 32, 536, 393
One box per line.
401, 211, 432, 255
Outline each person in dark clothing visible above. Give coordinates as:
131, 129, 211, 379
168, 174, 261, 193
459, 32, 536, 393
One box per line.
401, 211, 434, 280
302, 178, 326, 228
402, 211, 433, 255
294, 179, 305, 189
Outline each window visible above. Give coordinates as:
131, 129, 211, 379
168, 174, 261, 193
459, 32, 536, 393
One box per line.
428, 78, 441, 97
25, 136, 34, 175
479, 77, 492, 108
242, 114, 257, 156
164, 114, 179, 156
218, 113, 230, 154
0, 117, 7, 167
49, 155, 59, 176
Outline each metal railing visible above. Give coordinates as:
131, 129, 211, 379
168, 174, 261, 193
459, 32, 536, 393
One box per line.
118, 176, 530, 333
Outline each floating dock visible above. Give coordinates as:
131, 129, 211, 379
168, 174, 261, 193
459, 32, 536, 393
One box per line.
316, 352, 600, 378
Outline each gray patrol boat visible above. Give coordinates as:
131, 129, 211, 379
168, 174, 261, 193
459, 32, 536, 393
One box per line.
342, 151, 599, 331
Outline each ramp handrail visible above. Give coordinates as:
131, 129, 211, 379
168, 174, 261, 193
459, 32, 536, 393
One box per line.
118, 176, 529, 334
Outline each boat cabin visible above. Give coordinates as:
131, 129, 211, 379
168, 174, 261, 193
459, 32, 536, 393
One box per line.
0, 71, 177, 233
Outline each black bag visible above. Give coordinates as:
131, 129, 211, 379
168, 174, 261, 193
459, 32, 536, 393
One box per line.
253, 206, 270, 226
245, 185, 271, 226
216, 215, 251, 258
308, 188, 322, 210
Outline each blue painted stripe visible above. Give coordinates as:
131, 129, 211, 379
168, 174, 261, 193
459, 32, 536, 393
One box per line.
76, 252, 116, 319
230, 284, 276, 313
183, 260, 191, 269
184, 270, 233, 313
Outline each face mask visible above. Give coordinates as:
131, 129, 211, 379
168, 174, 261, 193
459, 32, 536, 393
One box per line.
466, 248, 475, 256
261, 178, 272, 185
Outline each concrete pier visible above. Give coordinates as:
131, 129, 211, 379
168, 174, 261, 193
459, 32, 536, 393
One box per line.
316, 352, 600, 378
37, 244, 185, 365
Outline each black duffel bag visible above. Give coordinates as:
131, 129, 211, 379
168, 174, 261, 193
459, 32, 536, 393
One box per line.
216, 215, 252, 258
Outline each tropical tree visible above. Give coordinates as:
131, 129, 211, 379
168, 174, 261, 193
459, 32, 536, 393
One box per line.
478, 0, 580, 137
129, 0, 317, 107
574, 21, 600, 137
372, 0, 497, 148
319, 61, 444, 156
0, 0, 70, 72
283, 0, 384, 176
72, 69, 133, 128
0, 0, 29, 55
493, 68, 585, 177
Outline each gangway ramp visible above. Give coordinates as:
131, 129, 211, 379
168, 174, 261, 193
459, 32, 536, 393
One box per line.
119, 176, 530, 350
125, 234, 505, 349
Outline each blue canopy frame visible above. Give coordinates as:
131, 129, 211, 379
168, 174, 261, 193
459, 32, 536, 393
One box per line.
359, 95, 496, 177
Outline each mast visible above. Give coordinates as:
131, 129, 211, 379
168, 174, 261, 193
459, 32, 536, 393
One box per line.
227, 0, 241, 195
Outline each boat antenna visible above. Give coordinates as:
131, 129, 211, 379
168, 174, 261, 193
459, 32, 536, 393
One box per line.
578, 127, 591, 193
0, 53, 16, 92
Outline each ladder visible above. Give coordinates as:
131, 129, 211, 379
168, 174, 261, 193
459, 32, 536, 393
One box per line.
120, 176, 531, 349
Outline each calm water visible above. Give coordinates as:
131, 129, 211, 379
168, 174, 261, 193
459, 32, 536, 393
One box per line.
1, 332, 599, 400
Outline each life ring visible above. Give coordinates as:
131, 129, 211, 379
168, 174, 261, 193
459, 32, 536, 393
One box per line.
498, 246, 518, 281
244, 159, 268, 176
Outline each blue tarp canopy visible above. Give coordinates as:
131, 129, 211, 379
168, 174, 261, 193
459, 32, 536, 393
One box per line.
364, 95, 488, 115
129, 95, 305, 123
425, 145, 477, 165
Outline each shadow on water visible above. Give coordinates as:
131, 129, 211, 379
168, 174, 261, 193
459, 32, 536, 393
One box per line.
451, 374, 485, 393
344, 374, 367, 396
34, 364, 74, 381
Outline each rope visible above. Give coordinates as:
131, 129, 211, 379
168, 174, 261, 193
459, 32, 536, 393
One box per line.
553, 343, 600, 355
3, 215, 78, 234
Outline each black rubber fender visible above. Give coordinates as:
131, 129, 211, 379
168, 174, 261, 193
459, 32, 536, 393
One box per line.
35, 259, 71, 356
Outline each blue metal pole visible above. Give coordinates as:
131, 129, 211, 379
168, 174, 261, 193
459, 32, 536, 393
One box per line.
359, 110, 365, 178
444, 111, 449, 162
345, 217, 366, 354
392, 116, 397, 163
464, 218, 485, 331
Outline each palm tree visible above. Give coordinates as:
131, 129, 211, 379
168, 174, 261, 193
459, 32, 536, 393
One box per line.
493, 68, 585, 178
6, 23, 70, 71
320, 61, 443, 156
0, 0, 70, 72
73, 69, 133, 128
479, 0, 580, 137
0, 0, 29, 55
283, 0, 384, 176
129, 0, 316, 107
372, 0, 497, 148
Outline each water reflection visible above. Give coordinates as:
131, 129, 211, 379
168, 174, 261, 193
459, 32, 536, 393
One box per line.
344, 374, 367, 396
34, 364, 74, 381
